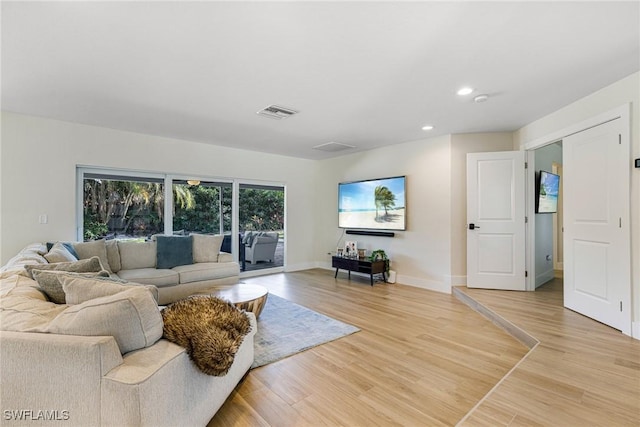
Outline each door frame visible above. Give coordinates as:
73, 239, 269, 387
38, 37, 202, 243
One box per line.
522, 103, 631, 334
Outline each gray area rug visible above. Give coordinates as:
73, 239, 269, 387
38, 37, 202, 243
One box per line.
251, 294, 360, 369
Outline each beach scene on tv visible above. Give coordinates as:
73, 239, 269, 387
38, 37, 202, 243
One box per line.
338, 177, 406, 230
537, 171, 559, 213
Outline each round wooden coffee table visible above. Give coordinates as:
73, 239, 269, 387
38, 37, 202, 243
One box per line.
214, 284, 269, 318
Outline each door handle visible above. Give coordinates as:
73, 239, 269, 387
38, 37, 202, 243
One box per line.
469, 223, 480, 230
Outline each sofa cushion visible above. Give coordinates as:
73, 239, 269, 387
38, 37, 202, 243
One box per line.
61, 274, 159, 304
45, 286, 163, 354
117, 268, 179, 288
156, 235, 193, 269
191, 234, 224, 263
24, 256, 104, 279
118, 240, 157, 270
106, 239, 121, 273
172, 262, 240, 284
0, 279, 68, 332
73, 239, 113, 273
44, 242, 79, 263
31, 270, 110, 304
1, 243, 48, 278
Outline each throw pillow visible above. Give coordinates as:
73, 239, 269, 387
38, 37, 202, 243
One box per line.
117, 240, 156, 270
44, 242, 79, 263
105, 239, 121, 273
156, 235, 193, 269
191, 233, 224, 263
46, 242, 80, 259
45, 287, 163, 354
32, 270, 110, 304
61, 274, 159, 305
24, 256, 105, 279
73, 239, 113, 273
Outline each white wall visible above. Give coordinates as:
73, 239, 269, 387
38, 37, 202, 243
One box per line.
316, 135, 454, 293
515, 71, 640, 328
0, 112, 319, 271
534, 143, 562, 287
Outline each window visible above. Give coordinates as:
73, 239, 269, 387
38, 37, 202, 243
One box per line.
82, 172, 165, 241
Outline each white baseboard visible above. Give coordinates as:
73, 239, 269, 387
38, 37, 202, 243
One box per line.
535, 269, 555, 288
399, 274, 451, 294
448, 275, 467, 286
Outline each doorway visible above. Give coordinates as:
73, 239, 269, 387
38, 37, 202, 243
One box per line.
532, 142, 562, 289
525, 104, 631, 335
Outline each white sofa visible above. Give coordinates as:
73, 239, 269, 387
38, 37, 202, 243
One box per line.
0, 243, 256, 426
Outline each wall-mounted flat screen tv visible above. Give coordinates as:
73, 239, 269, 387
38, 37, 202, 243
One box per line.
338, 176, 406, 230
536, 170, 560, 214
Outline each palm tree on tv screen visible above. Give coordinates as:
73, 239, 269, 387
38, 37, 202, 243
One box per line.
374, 185, 396, 220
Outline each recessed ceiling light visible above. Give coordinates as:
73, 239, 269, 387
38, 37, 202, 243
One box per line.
457, 87, 474, 96
422, 125, 434, 131
474, 94, 489, 103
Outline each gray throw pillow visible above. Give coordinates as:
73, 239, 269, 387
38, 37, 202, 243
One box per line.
60, 274, 159, 305
24, 256, 105, 279
156, 235, 193, 269
32, 270, 110, 304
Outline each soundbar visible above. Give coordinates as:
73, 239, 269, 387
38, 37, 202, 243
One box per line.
345, 230, 395, 237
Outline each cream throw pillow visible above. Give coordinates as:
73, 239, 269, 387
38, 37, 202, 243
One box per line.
44, 242, 78, 263
61, 274, 159, 305
117, 240, 157, 270
191, 234, 224, 263
46, 286, 163, 354
73, 239, 112, 273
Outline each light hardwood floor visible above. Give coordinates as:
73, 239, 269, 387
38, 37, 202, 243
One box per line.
208, 271, 639, 426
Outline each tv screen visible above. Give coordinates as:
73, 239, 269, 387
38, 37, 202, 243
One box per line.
536, 170, 560, 214
338, 176, 406, 230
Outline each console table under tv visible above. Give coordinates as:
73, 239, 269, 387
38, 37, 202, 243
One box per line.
332, 256, 388, 286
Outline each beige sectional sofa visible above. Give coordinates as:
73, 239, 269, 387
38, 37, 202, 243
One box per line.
0, 243, 256, 426
58, 235, 239, 305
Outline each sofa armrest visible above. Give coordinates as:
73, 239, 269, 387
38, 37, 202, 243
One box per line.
218, 252, 233, 263
0, 331, 123, 425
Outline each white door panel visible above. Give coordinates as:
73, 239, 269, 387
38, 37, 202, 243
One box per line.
563, 118, 630, 334
467, 151, 526, 290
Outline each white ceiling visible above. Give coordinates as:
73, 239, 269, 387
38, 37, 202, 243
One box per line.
2, 1, 639, 160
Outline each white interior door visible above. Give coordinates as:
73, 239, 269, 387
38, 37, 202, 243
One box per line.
467, 151, 526, 290
563, 119, 631, 334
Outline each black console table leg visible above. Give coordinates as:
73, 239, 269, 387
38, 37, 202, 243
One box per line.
334, 268, 339, 278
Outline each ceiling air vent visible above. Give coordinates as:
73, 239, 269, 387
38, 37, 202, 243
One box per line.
257, 105, 299, 120
312, 142, 356, 152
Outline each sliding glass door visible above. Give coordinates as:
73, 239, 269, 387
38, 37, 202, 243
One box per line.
79, 168, 284, 273
239, 183, 284, 272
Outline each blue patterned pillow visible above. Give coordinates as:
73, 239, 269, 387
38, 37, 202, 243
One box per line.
156, 235, 193, 269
